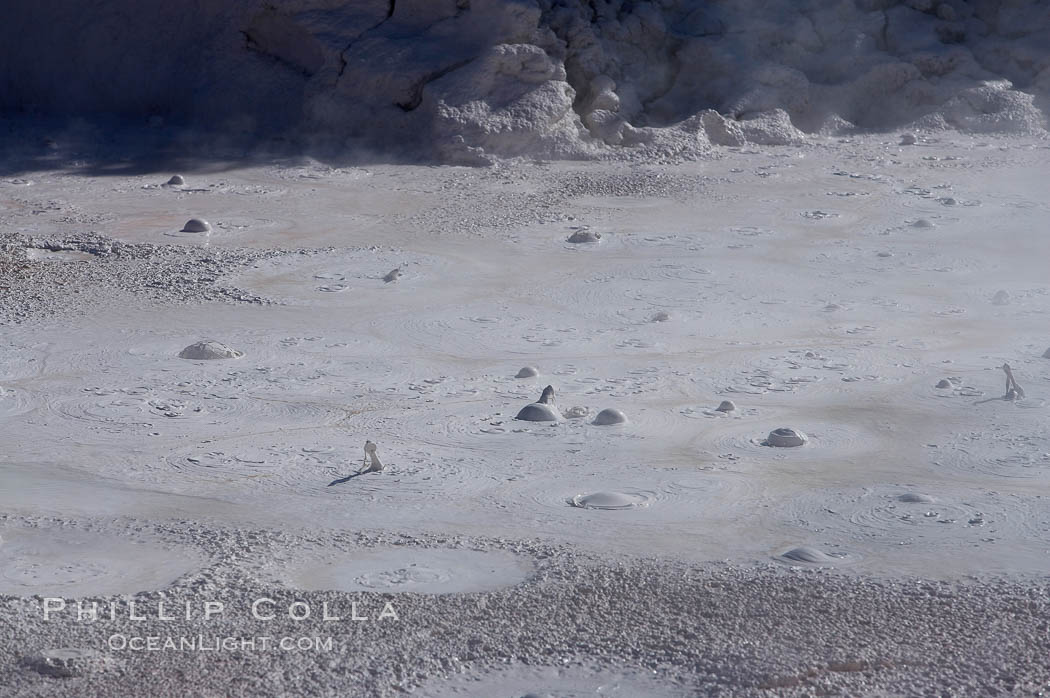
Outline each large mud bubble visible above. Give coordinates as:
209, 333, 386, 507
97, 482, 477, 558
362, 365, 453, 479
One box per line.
2, 0, 1047, 163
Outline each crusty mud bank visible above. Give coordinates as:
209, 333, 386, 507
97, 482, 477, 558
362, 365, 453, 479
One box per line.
1, 517, 1048, 698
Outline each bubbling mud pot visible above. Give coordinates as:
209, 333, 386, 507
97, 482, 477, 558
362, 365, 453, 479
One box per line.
252, 547, 534, 594
711, 416, 892, 472
780, 485, 1048, 575
932, 429, 1050, 482
475, 463, 756, 545
567, 228, 602, 244
763, 427, 808, 447
180, 218, 211, 233
777, 546, 853, 566
0, 524, 203, 597
569, 491, 652, 510
0, 385, 34, 419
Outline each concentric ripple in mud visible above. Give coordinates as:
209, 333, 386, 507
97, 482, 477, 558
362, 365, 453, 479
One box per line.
0, 525, 202, 596
480, 463, 755, 540
706, 417, 879, 463
233, 249, 449, 306
50, 383, 346, 437
931, 428, 1050, 481
908, 371, 989, 409
722, 347, 894, 397
256, 547, 533, 594
781, 484, 1048, 573
160, 425, 506, 509
366, 303, 544, 358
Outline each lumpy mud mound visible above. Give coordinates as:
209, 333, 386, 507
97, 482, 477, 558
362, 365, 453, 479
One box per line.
178, 340, 243, 360
763, 427, 808, 447
567, 229, 602, 243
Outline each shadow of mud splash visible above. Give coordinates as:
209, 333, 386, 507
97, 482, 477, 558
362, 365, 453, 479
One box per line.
327, 471, 372, 487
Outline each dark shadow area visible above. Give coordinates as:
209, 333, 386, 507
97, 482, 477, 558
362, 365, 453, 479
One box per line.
0, 113, 425, 178
2, 2, 1047, 176
326, 471, 372, 487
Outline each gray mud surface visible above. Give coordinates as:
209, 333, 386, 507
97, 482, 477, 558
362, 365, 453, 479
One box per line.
2, 135, 1050, 696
